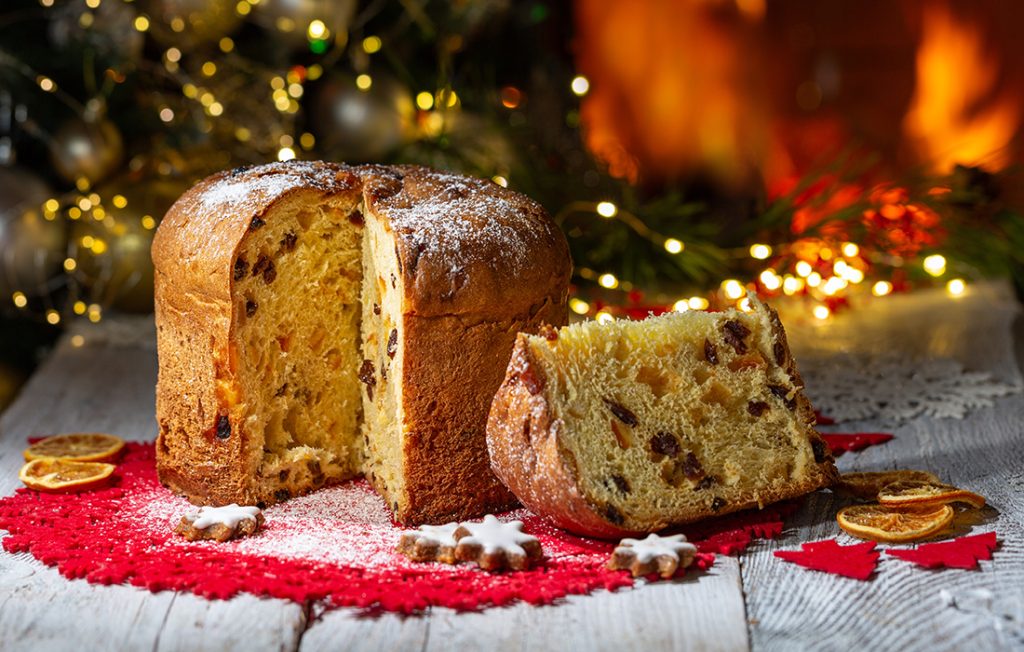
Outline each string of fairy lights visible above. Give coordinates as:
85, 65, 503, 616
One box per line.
3, 0, 971, 330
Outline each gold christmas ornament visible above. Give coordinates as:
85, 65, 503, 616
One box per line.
253, 0, 356, 50
0, 166, 66, 300
141, 0, 242, 47
49, 118, 124, 185
308, 72, 416, 161
71, 177, 188, 313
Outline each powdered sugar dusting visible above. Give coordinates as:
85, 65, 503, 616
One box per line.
194, 161, 349, 215
380, 168, 552, 273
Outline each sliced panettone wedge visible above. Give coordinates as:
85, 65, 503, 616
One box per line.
486, 299, 837, 538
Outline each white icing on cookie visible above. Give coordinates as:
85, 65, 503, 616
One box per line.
404, 523, 459, 547
457, 515, 537, 555
189, 504, 262, 530
616, 533, 697, 564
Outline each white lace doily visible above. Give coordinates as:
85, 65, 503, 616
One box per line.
801, 353, 1022, 423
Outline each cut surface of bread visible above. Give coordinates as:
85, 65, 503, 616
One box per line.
154, 161, 571, 522
486, 299, 837, 538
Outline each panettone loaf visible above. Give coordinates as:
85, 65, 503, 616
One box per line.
153, 161, 571, 522
486, 299, 837, 538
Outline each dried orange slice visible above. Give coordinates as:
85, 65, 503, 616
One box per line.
837, 470, 941, 500
837, 503, 954, 543
23, 433, 125, 463
878, 480, 986, 510
19, 459, 116, 493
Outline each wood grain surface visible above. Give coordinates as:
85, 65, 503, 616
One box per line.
1, 283, 1022, 651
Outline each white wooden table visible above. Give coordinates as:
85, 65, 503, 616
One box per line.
1, 283, 1022, 651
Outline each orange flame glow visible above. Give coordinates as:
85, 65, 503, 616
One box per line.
902, 3, 1020, 172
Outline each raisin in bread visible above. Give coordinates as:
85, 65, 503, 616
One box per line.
153, 161, 570, 522
486, 299, 837, 538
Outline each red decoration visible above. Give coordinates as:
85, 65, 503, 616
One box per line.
886, 532, 998, 570
814, 411, 836, 425
0, 442, 793, 613
774, 539, 880, 580
821, 432, 894, 456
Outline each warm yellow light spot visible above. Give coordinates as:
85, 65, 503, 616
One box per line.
199, 92, 215, 107
75, 177, 90, 191
750, 244, 772, 260
739, 297, 754, 312
166, 48, 181, 63
598, 273, 618, 289
207, 102, 224, 116
596, 201, 617, 218
170, 16, 186, 31
141, 215, 157, 230
795, 261, 812, 277
822, 276, 847, 296
235, 127, 251, 142
88, 306, 101, 322
362, 35, 382, 53
73, 301, 87, 315
44, 198, 60, 212
307, 65, 323, 81
80, 12, 94, 28
492, 175, 508, 187
182, 83, 198, 99
813, 305, 831, 320
38, 76, 56, 92
77, 197, 92, 211
70, 335, 85, 347
872, 280, 893, 296
782, 276, 803, 295
40, 0, 55, 6
202, 62, 217, 77
159, 107, 174, 122
355, 74, 372, 91
277, 147, 296, 161
307, 19, 327, 40
688, 296, 709, 310
596, 311, 614, 324
842, 242, 860, 258
133, 15, 149, 31
760, 269, 782, 291
846, 267, 865, 284
279, 134, 294, 147
673, 299, 690, 312
664, 238, 684, 254
270, 76, 285, 90
219, 37, 234, 53
91, 239, 107, 254
806, 272, 822, 287
833, 260, 849, 277
947, 278, 966, 296
288, 83, 304, 98
923, 254, 947, 276
63, 258, 77, 272
571, 75, 590, 96
236, 1, 252, 16
569, 298, 590, 315
722, 279, 745, 300
91, 207, 105, 220
819, 247, 833, 260
416, 92, 434, 111
46, 310, 60, 325
68, 207, 82, 220
12, 292, 27, 308
85, 0, 100, 7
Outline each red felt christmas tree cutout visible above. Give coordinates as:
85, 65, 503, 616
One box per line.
886, 532, 998, 570
774, 539, 880, 580
821, 432, 894, 456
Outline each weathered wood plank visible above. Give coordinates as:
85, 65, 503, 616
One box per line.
744, 283, 1024, 651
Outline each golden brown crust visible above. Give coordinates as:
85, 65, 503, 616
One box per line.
487, 323, 839, 540
393, 297, 566, 524
360, 165, 572, 320
153, 161, 361, 506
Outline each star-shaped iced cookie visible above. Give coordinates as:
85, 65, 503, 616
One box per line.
608, 533, 697, 578
397, 523, 460, 564
453, 514, 543, 571
174, 504, 264, 542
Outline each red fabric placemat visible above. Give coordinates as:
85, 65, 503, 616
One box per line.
0, 442, 794, 613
